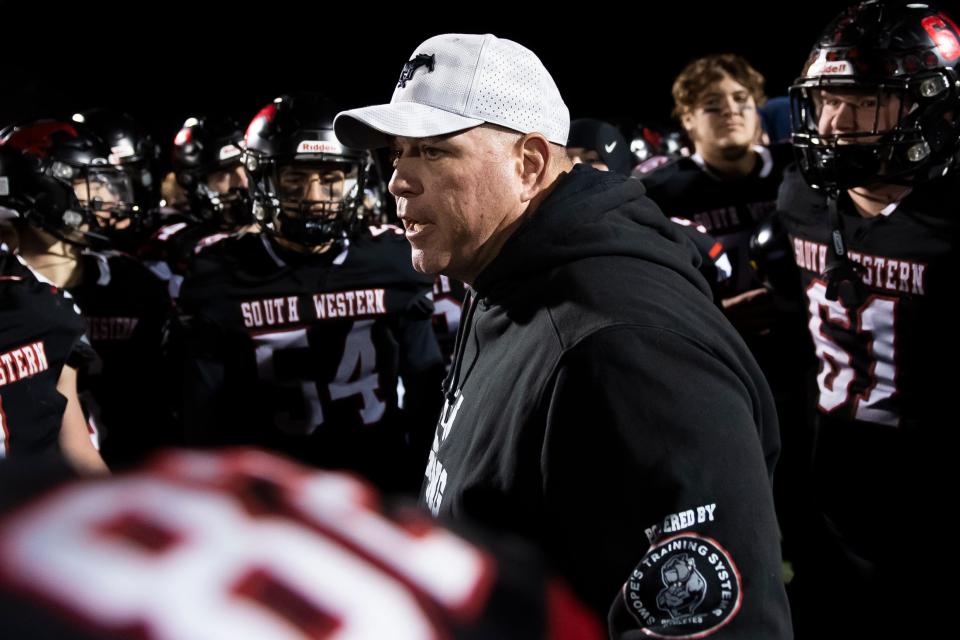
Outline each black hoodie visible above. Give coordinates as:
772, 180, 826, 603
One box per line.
421, 165, 791, 638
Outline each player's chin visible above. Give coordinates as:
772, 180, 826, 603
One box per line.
718, 141, 753, 161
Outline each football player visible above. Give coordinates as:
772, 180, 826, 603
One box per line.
0, 121, 173, 468
0, 448, 603, 639
0, 146, 107, 474
778, 1, 960, 633
176, 94, 445, 494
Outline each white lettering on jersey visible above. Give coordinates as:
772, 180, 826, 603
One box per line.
327, 320, 385, 425
252, 322, 386, 434
806, 281, 900, 426
0, 341, 50, 388
692, 206, 740, 233
241, 297, 301, 329
312, 289, 386, 320
791, 238, 928, 295
0, 450, 493, 639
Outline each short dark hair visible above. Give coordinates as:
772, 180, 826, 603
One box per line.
672, 54, 767, 119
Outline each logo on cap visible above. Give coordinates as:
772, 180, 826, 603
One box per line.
397, 54, 436, 89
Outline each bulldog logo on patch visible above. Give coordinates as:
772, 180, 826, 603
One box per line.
622, 534, 741, 638
656, 553, 706, 618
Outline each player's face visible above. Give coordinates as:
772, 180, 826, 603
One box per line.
814, 88, 903, 143
73, 170, 134, 230
682, 72, 761, 157
204, 163, 250, 227
277, 161, 357, 216
269, 161, 359, 254
205, 164, 248, 195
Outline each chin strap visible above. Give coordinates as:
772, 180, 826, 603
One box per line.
821, 190, 866, 305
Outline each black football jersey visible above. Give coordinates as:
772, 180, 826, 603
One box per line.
0, 250, 92, 460
68, 250, 174, 466
0, 448, 604, 640
640, 144, 792, 295
777, 166, 959, 559
138, 215, 233, 299
778, 166, 960, 429
176, 226, 444, 490
667, 217, 733, 303
431, 274, 468, 367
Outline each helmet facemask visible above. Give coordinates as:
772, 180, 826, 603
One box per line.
790, 72, 958, 190
789, 1, 960, 192
36, 161, 130, 249
72, 165, 138, 226
241, 94, 371, 251
246, 151, 366, 250
196, 161, 252, 229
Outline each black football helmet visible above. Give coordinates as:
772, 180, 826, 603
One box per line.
73, 108, 159, 211
172, 115, 252, 227
242, 94, 368, 248
0, 144, 32, 216
0, 120, 136, 248
790, 0, 960, 191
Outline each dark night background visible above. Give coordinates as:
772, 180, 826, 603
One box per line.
4, 0, 959, 162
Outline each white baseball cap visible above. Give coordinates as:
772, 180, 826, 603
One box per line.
334, 33, 570, 149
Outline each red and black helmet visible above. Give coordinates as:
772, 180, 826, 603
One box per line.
242, 93, 369, 247
0, 120, 135, 248
790, 0, 960, 190
172, 115, 251, 227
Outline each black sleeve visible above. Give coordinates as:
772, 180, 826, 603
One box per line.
65, 332, 98, 371
670, 221, 733, 305
60, 294, 97, 371
169, 307, 230, 446
397, 290, 444, 372
540, 327, 791, 639
395, 297, 446, 491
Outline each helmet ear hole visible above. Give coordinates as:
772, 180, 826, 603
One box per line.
918, 100, 957, 151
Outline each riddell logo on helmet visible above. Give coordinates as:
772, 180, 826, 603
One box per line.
218, 145, 241, 161
110, 142, 135, 159
823, 63, 849, 74
820, 61, 852, 75
296, 140, 341, 154
108, 141, 135, 165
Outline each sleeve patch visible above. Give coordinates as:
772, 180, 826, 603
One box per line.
621, 534, 741, 638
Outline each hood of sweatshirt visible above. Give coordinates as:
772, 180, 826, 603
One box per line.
472, 164, 708, 299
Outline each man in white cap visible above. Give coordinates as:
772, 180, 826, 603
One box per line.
335, 34, 791, 637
